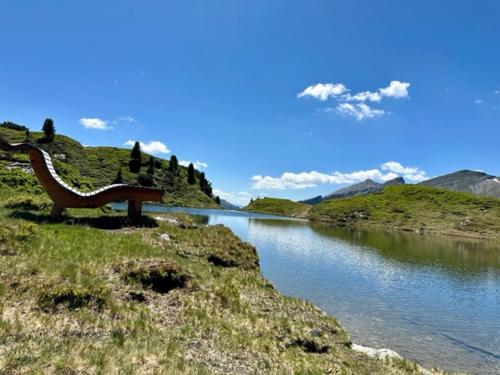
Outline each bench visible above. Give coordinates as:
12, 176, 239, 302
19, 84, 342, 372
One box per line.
0, 142, 163, 222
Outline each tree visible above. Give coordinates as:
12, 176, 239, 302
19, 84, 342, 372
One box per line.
24, 129, 30, 142
42, 118, 55, 142
187, 163, 196, 185
147, 156, 155, 174
137, 172, 153, 187
169, 155, 179, 174
128, 141, 142, 173
199, 172, 207, 192
113, 166, 123, 184
215, 196, 221, 205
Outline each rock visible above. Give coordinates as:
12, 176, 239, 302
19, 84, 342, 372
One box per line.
352, 343, 402, 360
309, 329, 322, 337
154, 216, 179, 225
159, 233, 171, 241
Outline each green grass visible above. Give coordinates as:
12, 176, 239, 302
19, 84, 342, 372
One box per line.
0, 127, 218, 208
0, 194, 442, 374
242, 197, 311, 218
310, 185, 500, 239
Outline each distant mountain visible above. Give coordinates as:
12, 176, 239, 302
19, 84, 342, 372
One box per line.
219, 199, 240, 210
301, 177, 405, 205
419, 170, 500, 198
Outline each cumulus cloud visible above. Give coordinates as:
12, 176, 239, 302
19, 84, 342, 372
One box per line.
251, 161, 427, 190
80, 118, 112, 130
213, 189, 251, 206
379, 81, 410, 98
297, 83, 348, 101
124, 140, 170, 155
298, 80, 410, 120
474, 99, 484, 104
179, 160, 208, 169
336, 103, 385, 121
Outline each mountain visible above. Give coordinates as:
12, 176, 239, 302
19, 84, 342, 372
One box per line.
0, 125, 219, 208
301, 177, 405, 204
219, 199, 240, 210
419, 170, 500, 198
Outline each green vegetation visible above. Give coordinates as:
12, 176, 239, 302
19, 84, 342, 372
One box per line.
243, 197, 311, 218
0, 191, 439, 374
0, 126, 219, 208
310, 185, 500, 239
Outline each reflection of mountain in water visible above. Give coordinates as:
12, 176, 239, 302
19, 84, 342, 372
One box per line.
248, 218, 500, 276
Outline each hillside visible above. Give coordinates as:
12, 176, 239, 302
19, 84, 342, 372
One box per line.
242, 197, 311, 218
0, 126, 219, 208
419, 169, 500, 198
310, 185, 500, 239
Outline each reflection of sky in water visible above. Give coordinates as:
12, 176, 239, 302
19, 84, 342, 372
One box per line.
112, 204, 500, 374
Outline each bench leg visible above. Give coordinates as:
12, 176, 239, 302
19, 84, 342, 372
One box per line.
50, 204, 63, 220
128, 200, 142, 223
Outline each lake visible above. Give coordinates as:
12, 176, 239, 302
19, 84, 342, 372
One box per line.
113, 203, 500, 374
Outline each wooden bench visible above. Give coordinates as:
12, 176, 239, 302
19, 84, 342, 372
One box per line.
0, 142, 163, 222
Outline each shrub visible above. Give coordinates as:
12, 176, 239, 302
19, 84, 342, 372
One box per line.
3, 195, 52, 211
38, 284, 109, 311
120, 260, 190, 294
0, 222, 37, 244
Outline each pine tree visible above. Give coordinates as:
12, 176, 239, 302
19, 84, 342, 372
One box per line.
199, 172, 207, 192
215, 196, 221, 205
42, 118, 55, 142
128, 141, 142, 173
187, 163, 196, 185
169, 155, 179, 173
147, 156, 155, 174
113, 166, 123, 184
24, 129, 30, 142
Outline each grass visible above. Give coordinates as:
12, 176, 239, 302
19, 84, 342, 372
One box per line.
242, 197, 311, 218
310, 185, 500, 239
0, 127, 218, 208
0, 193, 445, 374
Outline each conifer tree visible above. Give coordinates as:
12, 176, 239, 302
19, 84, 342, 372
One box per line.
42, 118, 55, 142
147, 155, 155, 174
113, 166, 123, 184
187, 163, 196, 185
169, 155, 179, 173
128, 141, 142, 173
215, 196, 221, 205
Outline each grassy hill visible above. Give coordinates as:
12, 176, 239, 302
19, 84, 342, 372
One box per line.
310, 185, 500, 239
0, 126, 218, 208
242, 197, 311, 218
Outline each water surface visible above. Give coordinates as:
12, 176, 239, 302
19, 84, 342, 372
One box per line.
114, 204, 500, 374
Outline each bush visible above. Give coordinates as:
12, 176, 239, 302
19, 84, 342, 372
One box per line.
38, 284, 109, 311
3, 195, 52, 211
0, 222, 37, 244
120, 260, 190, 293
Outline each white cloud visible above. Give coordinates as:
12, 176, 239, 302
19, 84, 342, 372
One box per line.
251, 162, 427, 190
213, 189, 251, 206
494, 90, 500, 95
379, 81, 410, 98
336, 103, 385, 121
80, 118, 112, 130
179, 160, 208, 169
299, 80, 410, 121
297, 83, 348, 101
124, 140, 170, 155
474, 99, 484, 104
345, 90, 382, 102
115, 116, 136, 123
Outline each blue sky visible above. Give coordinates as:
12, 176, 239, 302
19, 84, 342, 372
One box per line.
1, 1, 499, 205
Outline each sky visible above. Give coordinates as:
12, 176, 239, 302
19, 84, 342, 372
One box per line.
1, 0, 499, 206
